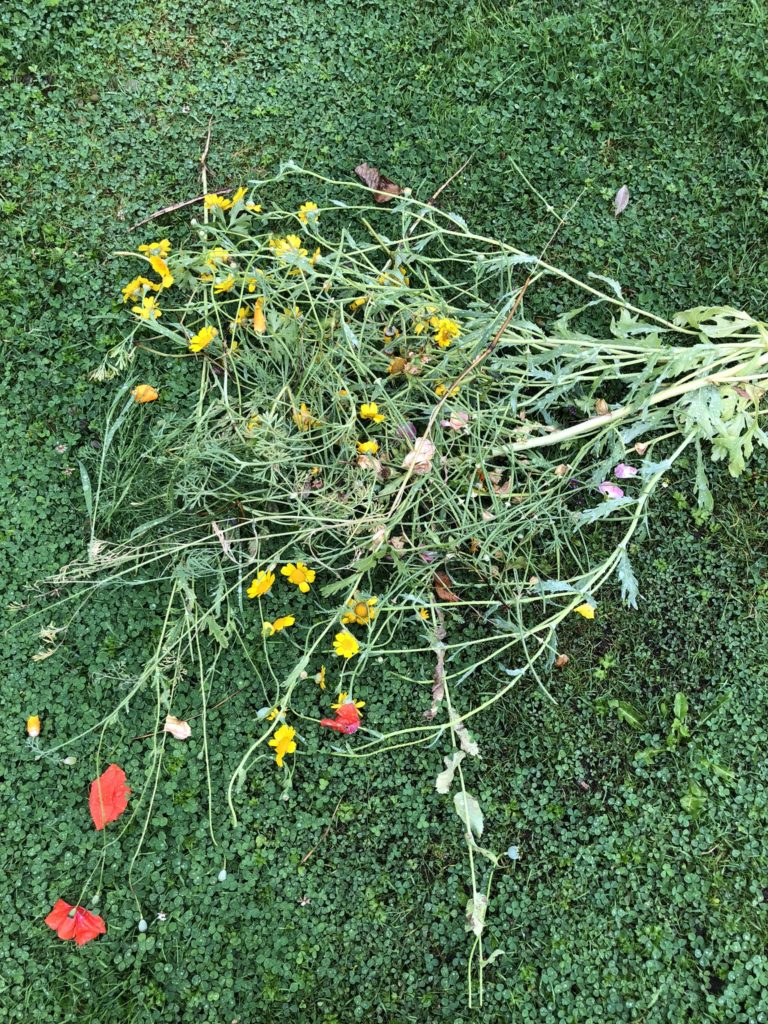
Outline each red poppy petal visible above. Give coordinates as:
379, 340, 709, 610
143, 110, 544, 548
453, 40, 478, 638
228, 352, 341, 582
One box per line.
335, 704, 361, 734
73, 908, 106, 945
89, 764, 130, 830
57, 915, 78, 941
45, 899, 73, 933
320, 717, 346, 733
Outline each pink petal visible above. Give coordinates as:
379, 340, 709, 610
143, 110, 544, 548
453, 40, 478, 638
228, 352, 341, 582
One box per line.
614, 463, 638, 479
598, 481, 624, 499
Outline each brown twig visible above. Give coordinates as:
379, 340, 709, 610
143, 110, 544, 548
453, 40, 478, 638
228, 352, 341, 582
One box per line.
299, 797, 344, 866
129, 188, 233, 231
425, 155, 474, 209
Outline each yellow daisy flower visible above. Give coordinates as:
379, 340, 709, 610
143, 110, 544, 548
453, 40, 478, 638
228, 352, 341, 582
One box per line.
148, 255, 174, 289
262, 615, 296, 637
359, 402, 385, 424
204, 193, 232, 211
298, 201, 319, 225
342, 596, 378, 626
331, 692, 365, 712
188, 325, 218, 352
204, 246, 230, 268
230, 186, 248, 206
333, 631, 360, 659
132, 295, 161, 321
247, 570, 275, 599
121, 276, 158, 303
574, 603, 595, 620
356, 440, 379, 455
269, 234, 308, 260
268, 724, 297, 767
430, 316, 461, 348
213, 275, 236, 294
292, 403, 319, 431
138, 239, 171, 258
281, 562, 315, 593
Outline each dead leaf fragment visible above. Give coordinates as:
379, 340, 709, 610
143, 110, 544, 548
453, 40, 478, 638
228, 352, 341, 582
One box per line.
595, 399, 610, 416
434, 570, 460, 603
555, 653, 569, 668
634, 441, 649, 456
164, 715, 192, 741
354, 162, 404, 203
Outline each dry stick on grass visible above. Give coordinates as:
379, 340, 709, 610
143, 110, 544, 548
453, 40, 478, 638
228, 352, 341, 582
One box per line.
130, 188, 233, 232
299, 797, 344, 866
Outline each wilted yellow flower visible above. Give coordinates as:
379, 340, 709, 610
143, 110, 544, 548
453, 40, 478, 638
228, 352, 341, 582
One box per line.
281, 562, 315, 593
132, 295, 161, 320
26, 715, 41, 738
205, 246, 230, 268
292, 403, 319, 431
388, 357, 406, 376
331, 692, 365, 712
283, 305, 302, 318
121, 276, 157, 303
268, 723, 297, 767
247, 570, 275, 599
360, 402, 385, 423
269, 234, 308, 260
233, 305, 249, 327
349, 296, 368, 311
430, 316, 461, 348
298, 201, 319, 225
131, 384, 159, 404
309, 247, 321, 267
435, 382, 460, 398
213, 275, 236, 294
356, 440, 379, 455
252, 297, 266, 333
138, 239, 171, 258
314, 665, 326, 690
230, 186, 248, 206
342, 596, 377, 626
262, 615, 295, 637
188, 325, 218, 352
246, 202, 263, 212
333, 631, 360, 659
574, 603, 595, 620
148, 255, 174, 289
204, 193, 232, 211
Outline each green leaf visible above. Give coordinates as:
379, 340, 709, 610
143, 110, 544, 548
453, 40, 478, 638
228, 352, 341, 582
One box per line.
608, 699, 645, 730
616, 548, 639, 609
78, 460, 94, 520
694, 441, 714, 512
673, 692, 688, 722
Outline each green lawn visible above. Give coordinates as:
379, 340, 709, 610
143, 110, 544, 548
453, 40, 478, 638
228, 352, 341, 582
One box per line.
2, 0, 768, 1020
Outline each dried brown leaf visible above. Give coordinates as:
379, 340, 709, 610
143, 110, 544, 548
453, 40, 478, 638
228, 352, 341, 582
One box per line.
434, 570, 460, 603
354, 162, 404, 203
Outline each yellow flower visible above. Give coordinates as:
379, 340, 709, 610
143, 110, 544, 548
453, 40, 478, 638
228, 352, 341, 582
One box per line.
435, 382, 460, 398
356, 440, 379, 455
246, 202, 263, 212
148, 255, 174, 289
246, 415, 261, 431
342, 596, 378, 626
418, 608, 430, 620
413, 321, 425, 336
205, 246, 230, 268
121, 276, 158, 303
349, 296, 368, 311
132, 295, 161, 320
333, 631, 360, 659
262, 615, 296, 637
189, 325, 218, 352
284, 305, 302, 319
388, 357, 406, 376
298, 200, 319, 225
213, 275, 236, 294
204, 193, 232, 211
360, 402, 385, 424
266, 706, 282, 721
314, 665, 326, 690
281, 562, 316, 593
131, 384, 159, 403
247, 570, 275, 599
430, 316, 461, 348
268, 723, 297, 768
233, 305, 249, 327
230, 186, 248, 206
26, 715, 41, 738
331, 692, 365, 712
292, 403, 319, 431
138, 239, 171, 258
269, 234, 308, 259
252, 297, 266, 333
574, 603, 595, 620
309, 247, 321, 266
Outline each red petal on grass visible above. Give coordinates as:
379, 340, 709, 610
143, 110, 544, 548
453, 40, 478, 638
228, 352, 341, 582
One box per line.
89, 764, 130, 830
320, 703, 361, 735
45, 899, 106, 944
73, 908, 107, 945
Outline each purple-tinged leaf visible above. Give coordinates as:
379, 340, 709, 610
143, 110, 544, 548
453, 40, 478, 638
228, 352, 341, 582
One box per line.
614, 185, 630, 217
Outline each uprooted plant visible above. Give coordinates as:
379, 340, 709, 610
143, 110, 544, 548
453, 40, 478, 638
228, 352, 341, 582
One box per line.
31, 166, 768, 1004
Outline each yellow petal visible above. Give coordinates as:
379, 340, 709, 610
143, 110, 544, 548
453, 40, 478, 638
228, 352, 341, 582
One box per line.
574, 603, 595, 620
